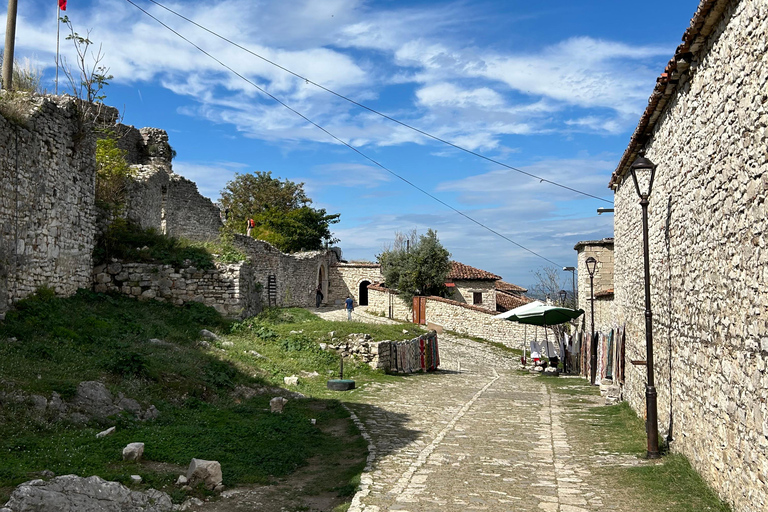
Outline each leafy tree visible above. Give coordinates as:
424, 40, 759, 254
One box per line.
378, 229, 451, 306
95, 136, 134, 215
219, 171, 340, 252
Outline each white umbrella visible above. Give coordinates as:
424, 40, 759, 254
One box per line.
494, 300, 544, 361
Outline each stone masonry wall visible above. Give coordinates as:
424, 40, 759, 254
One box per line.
575, 241, 615, 333
367, 286, 412, 322
425, 296, 554, 352
328, 263, 384, 306
450, 280, 496, 310
232, 235, 335, 308
612, 1, 768, 510
0, 95, 96, 314
93, 261, 260, 318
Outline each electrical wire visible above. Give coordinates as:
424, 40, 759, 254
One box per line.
123, 0, 566, 267
140, 0, 613, 205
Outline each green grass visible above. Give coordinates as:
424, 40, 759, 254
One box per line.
0, 293, 375, 505
540, 378, 732, 512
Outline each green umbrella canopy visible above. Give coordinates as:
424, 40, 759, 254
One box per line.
495, 303, 584, 326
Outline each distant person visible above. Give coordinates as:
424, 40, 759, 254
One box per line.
315, 285, 324, 308
246, 218, 255, 236
531, 350, 541, 365
345, 295, 354, 321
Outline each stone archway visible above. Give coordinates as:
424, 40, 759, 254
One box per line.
359, 280, 371, 306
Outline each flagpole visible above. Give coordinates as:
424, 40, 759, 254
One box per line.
2, 0, 19, 90
55, 5, 61, 94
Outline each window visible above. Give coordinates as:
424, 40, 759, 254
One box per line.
473, 292, 482, 305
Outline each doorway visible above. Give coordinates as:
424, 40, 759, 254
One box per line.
359, 280, 371, 306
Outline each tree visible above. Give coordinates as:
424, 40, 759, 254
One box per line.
95, 136, 134, 215
378, 229, 451, 306
219, 171, 340, 252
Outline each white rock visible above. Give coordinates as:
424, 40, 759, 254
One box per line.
96, 427, 116, 439
284, 376, 299, 386
176, 475, 188, 486
270, 397, 288, 413
186, 459, 223, 490
130, 475, 142, 484
122, 442, 145, 462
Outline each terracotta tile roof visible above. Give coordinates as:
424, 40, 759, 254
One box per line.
609, 0, 729, 188
495, 280, 527, 293
448, 261, 501, 281
495, 292, 535, 313
595, 289, 615, 299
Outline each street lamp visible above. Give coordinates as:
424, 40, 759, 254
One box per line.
630, 150, 660, 460
558, 289, 567, 306
585, 257, 598, 385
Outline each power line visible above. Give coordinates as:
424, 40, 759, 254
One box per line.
139, 0, 613, 205
123, 0, 566, 267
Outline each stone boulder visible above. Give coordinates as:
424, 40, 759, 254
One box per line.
1, 475, 174, 512
122, 443, 145, 462
186, 459, 223, 490
270, 397, 288, 413
71, 382, 122, 420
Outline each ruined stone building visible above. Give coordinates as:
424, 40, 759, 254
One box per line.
609, 1, 768, 510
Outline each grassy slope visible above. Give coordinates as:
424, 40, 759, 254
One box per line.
542, 376, 731, 512
0, 291, 416, 505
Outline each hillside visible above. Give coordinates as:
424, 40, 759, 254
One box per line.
0, 290, 421, 510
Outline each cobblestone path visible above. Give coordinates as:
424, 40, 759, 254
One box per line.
343, 332, 618, 512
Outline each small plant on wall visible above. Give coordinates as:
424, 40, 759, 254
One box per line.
95, 136, 134, 215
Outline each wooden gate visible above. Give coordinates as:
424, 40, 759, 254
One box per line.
412, 296, 427, 325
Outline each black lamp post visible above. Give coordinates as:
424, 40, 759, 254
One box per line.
558, 289, 567, 306
585, 257, 598, 385
563, 266, 576, 308
630, 150, 660, 460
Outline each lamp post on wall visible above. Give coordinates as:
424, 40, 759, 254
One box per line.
585, 257, 598, 385
563, 266, 576, 307
630, 150, 660, 459
558, 289, 567, 306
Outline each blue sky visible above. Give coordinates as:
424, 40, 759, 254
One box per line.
8, 0, 700, 289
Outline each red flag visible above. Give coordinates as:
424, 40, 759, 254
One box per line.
58, 0, 67, 11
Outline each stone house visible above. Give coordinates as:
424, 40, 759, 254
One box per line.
494, 280, 531, 312
608, 1, 768, 510
446, 261, 501, 310
574, 238, 614, 333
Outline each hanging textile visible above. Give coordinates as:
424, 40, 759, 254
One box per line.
606, 329, 615, 379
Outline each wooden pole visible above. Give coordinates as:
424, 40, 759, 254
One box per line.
2, 0, 19, 90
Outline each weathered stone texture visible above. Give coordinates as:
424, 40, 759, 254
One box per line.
93, 261, 260, 318
233, 235, 335, 308
612, 2, 768, 510
575, 240, 614, 333
0, 94, 96, 314
367, 286, 412, 321
329, 263, 383, 305
449, 279, 497, 310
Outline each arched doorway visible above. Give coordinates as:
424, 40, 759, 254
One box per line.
359, 280, 371, 306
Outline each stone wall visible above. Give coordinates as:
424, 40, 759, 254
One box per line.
0, 94, 96, 315
611, 1, 768, 510
450, 280, 497, 310
93, 261, 260, 318
328, 263, 383, 306
575, 240, 615, 333
367, 286, 412, 322
233, 235, 336, 308
425, 296, 553, 351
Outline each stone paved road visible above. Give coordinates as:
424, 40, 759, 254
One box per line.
310, 306, 644, 512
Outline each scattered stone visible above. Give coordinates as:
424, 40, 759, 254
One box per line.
148, 338, 171, 346
122, 442, 145, 462
245, 350, 263, 358
214, 484, 225, 493
299, 371, 319, 378
284, 376, 299, 386
319, 343, 328, 350
96, 426, 116, 439
71, 381, 121, 420
199, 329, 220, 341
311, 418, 316, 425
40, 470, 55, 479
179, 497, 204, 511
181, 485, 192, 492
3, 475, 174, 512
270, 397, 288, 413
198, 340, 211, 349
403, 329, 409, 334
176, 475, 188, 486
186, 459, 223, 490
142, 405, 160, 421
130, 475, 142, 484
221, 341, 234, 348
329, 331, 336, 338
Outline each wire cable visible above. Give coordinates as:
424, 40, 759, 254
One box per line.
138, 0, 613, 205
124, 0, 566, 267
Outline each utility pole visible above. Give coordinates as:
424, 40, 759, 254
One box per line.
2, 0, 18, 90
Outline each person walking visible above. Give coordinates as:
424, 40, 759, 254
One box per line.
246, 218, 255, 237
345, 295, 354, 321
